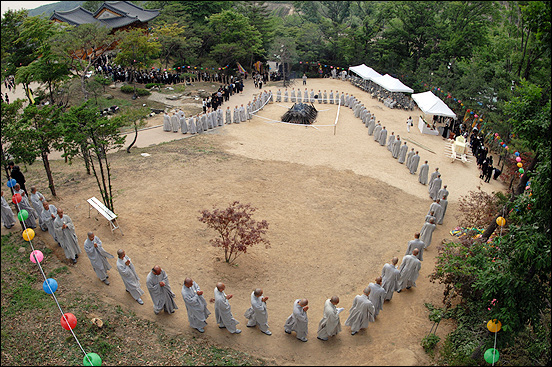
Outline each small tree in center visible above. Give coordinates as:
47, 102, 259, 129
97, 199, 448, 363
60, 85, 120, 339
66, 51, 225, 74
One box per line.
199, 201, 270, 264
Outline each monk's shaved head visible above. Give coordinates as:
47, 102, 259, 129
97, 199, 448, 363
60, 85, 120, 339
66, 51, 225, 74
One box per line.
363, 287, 371, 295
117, 249, 125, 258
392, 257, 398, 265
254, 288, 263, 297
152, 265, 161, 274
375, 276, 383, 284
299, 299, 308, 306
216, 282, 225, 291
413, 248, 420, 256
330, 296, 339, 304
184, 278, 193, 287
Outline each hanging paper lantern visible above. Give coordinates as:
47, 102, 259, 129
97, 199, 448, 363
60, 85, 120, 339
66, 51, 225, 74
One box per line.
453, 98, 457, 101
460, 103, 464, 106
525, 185, 530, 190
17, 209, 29, 221
484, 348, 500, 364
61, 313, 77, 331
487, 319, 502, 333
43, 278, 58, 294
479, 118, 483, 122
12, 193, 22, 204
519, 168, 525, 174
514, 151, 520, 156
7, 178, 17, 188
458, 100, 462, 103
516, 157, 521, 162
470, 111, 474, 115
496, 217, 506, 226
505, 146, 509, 150
83, 352, 102, 366
474, 114, 478, 118
30, 250, 43, 263
517, 162, 523, 168
494, 133, 499, 137
22, 228, 35, 241
437, 88, 441, 91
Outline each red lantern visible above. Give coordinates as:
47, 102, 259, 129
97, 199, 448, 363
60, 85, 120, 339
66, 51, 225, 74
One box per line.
61, 313, 77, 331
12, 193, 22, 204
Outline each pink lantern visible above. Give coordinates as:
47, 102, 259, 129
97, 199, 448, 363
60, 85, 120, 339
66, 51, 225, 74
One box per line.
495, 133, 499, 137
30, 250, 44, 263
516, 157, 522, 162
474, 114, 478, 118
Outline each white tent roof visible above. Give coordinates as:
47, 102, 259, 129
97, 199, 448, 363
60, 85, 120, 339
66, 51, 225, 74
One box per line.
372, 74, 414, 93
411, 91, 457, 118
348, 64, 382, 81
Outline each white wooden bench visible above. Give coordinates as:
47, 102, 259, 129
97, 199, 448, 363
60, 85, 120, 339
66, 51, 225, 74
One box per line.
87, 197, 123, 235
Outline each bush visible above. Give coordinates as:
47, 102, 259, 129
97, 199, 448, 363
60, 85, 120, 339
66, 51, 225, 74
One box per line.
120, 85, 151, 96
421, 333, 441, 356
145, 83, 164, 89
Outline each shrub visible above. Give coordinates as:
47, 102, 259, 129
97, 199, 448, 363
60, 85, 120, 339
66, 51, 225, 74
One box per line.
198, 201, 270, 264
120, 85, 151, 96
145, 83, 164, 89
421, 333, 441, 356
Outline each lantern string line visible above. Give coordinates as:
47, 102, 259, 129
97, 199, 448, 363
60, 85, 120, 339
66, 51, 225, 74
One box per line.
492, 328, 498, 366
13, 199, 94, 365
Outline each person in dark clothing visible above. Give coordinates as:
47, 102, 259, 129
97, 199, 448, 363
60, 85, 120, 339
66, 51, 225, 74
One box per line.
492, 167, 502, 180
8, 162, 27, 195
485, 165, 493, 183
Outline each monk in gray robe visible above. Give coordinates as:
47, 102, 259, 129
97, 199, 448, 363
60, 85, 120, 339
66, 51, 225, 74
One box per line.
378, 126, 388, 146
317, 296, 343, 341
239, 104, 246, 122
335, 91, 341, 105
296, 89, 302, 102
406, 148, 415, 168
398, 249, 422, 291
285, 299, 309, 342
188, 116, 197, 134
284, 89, 289, 102
373, 122, 382, 141
290, 88, 296, 102
244, 288, 271, 335
398, 142, 408, 163
18, 190, 38, 229
41, 201, 58, 243
1, 190, 15, 229
116, 249, 144, 304
246, 103, 252, 120
438, 185, 449, 201
276, 89, 281, 102
218, 106, 224, 126
225, 106, 232, 124
323, 90, 327, 104
437, 195, 448, 225
428, 174, 442, 200
420, 218, 436, 249
54, 208, 81, 264
30, 186, 46, 230
182, 277, 210, 332
214, 282, 241, 333
406, 233, 425, 261
368, 277, 386, 317
180, 113, 188, 133
147, 265, 178, 315
410, 152, 421, 174
419, 161, 430, 184
392, 136, 402, 158
425, 211, 436, 224
233, 106, 240, 124
344, 287, 375, 335
367, 117, 376, 135
381, 257, 401, 301
171, 113, 179, 133
163, 112, 171, 131
387, 132, 395, 152
200, 113, 208, 130
428, 199, 443, 223
84, 232, 114, 285
329, 90, 334, 104
429, 168, 440, 186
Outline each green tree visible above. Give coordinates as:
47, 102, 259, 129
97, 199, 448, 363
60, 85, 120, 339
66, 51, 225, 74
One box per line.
1, 9, 33, 81
151, 23, 187, 69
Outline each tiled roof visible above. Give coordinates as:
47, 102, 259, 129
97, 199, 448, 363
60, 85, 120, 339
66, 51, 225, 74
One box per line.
96, 1, 159, 23
51, 7, 101, 26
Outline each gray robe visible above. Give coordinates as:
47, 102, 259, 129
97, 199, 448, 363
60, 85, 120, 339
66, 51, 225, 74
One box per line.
420, 221, 436, 248
425, 214, 436, 223
437, 198, 448, 225
429, 171, 440, 186
147, 270, 178, 314
1, 195, 15, 229
163, 114, 171, 131
344, 294, 375, 333
41, 204, 58, 242
276, 90, 281, 102
239, 106, 246, 122
180, 115, 188, 133
373, 125, 382, 141
378, 128, 388, 146
368, 283, 386, 317
30, 191, 46, 230
323, 91, 327, 103
171, 115, 179, 132
201, 114, 208, 130
117, 255, 144, 300
399, 254, 421, 289
381, 263, 401, 300
428, 202, 442, 223
418, 163, 429, 184
367, 119, 376, 135
188, 117, 197, 134
214, 287, 239, 332
409, 154, 421, 174
329, 91, 334, 104
218, 108, 224, 126
406, 239, 425, 261
317, 299, 342, 339
233, 108, 240, 124
182, 281, 211, 329
244, 291, 269, 332
406, 150, 415, 168
283, 90, 288, 102
296, 90, 302, 102
387, 134, 395, 151
225, 109, 232, 124
428, 177, 442, 200
54, 214, 81, 260
392, 139, 401, 158
290, 89, 296, 102
398, 144, 408, 163
84, 236, 114, 281
438, 188, 449, 201
18, 195, 38, 229
284, 299, 308, 340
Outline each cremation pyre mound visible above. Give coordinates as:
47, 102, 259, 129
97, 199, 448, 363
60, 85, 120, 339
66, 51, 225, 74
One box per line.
281, 103, 318, 125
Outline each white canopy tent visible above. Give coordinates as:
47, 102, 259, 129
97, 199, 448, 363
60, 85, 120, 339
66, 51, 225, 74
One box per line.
372, 74, 414, 93
349, 64, 382, 81
411, 91, 456, 118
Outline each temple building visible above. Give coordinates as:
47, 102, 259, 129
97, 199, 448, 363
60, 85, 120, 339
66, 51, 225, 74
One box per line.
50, 1, 159, 32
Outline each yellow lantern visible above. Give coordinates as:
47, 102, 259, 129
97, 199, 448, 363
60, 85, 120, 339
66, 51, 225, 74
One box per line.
496, 217, 506, 227
487, 319, 502, 333
22, 228, 35, 241
517, 162, 523, 168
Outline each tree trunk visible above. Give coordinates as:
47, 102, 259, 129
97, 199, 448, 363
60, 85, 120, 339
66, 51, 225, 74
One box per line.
41, 151, 57, 197
126, 122, 138, 153
80, 143, 91, 175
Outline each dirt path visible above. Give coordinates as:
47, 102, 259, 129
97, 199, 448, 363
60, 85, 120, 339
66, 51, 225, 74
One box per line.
3, 77, 507, 366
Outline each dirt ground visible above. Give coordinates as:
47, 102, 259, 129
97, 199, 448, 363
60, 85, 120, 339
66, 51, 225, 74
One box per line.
2, 77, 507, 366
